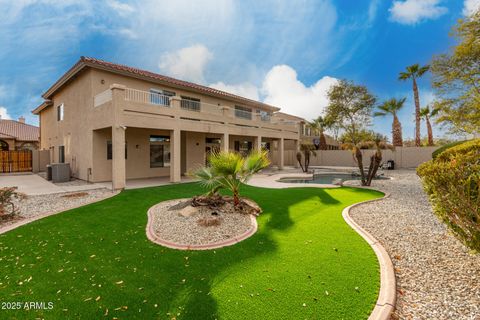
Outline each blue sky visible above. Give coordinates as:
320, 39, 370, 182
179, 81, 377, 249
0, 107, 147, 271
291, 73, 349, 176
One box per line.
0, 0, 478, 141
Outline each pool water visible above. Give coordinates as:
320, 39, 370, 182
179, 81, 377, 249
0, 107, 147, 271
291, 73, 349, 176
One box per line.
279, 173, 387, 184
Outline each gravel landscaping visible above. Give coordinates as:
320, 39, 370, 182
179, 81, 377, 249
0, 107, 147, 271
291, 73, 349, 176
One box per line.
348, 170, 480, 319
0, 188, 116, 229
149, 198, 256, 247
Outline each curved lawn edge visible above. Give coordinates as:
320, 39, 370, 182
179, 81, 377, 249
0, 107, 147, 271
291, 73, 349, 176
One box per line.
145, 202, 258, 250
0, 191, 119, 235
342, 191, 396, 320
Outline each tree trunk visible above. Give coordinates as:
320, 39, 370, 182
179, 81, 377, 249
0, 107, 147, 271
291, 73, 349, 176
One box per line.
426, 115, 434, 146
233, 191, 240, 207
354, 147, 366, 186
305, 150, 310, 172
392, 114, 403, 147
319, 132, 328, 150
296, 152, 305, 172
413, 78, 421, 147
366, 150, 382, 186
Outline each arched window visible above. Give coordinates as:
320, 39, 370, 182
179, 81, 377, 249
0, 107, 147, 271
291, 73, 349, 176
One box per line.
0, 140, 8, 151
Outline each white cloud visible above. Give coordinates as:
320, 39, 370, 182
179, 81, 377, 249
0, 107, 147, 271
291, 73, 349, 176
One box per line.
106, 0, 134, 16
158, 44, 213, 84
262, 65, 338, 121
0, 107, 12, 120
389, 0, 448, 25
209, 82, 259, 101
463, 0, 480, 16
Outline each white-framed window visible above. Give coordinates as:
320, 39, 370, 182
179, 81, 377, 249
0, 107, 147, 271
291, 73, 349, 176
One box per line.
57, 103, 64, 121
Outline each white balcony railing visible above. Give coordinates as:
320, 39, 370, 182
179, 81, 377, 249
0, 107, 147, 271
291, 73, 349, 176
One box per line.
125, 88, 170, 107
235, 109, 252, 120
181, 99, 201, 112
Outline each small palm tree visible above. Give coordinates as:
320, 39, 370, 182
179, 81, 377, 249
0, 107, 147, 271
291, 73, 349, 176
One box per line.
342, 135, 394, 186
420, 106, 439, 146
192, 150, 270, 206
374, 97, 406, 147
296, 144, 317, 172
399, 64, 430, 146
308, 116, 328, 150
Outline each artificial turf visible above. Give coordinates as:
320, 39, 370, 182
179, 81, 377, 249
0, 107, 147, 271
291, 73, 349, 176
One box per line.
0, 183, 383, 319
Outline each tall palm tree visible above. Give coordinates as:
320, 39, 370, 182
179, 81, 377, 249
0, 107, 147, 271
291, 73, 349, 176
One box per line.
419, 106, 438, 146
399, 64, 430, 146
308, 116, 328, 150
374, 97, 406, 147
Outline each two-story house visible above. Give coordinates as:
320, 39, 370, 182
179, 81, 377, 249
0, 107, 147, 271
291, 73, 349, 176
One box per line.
33, 57, 300, 189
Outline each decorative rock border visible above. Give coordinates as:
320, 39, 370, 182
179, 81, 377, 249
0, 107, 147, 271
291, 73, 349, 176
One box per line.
146, 204, 258, 250
342, 192, 396, 320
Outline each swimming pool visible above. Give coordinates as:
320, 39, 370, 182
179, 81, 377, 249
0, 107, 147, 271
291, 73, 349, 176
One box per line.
278, 173, 388, 184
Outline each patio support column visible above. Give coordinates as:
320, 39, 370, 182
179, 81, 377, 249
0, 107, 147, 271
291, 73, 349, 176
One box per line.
294, 139, 300, 168
111, 126, 126, 190
222, 133, 229, 152
170, 129, 181, 183
255, 136, 262, 151
279, 137, 285, 170
111, 84, 127, 190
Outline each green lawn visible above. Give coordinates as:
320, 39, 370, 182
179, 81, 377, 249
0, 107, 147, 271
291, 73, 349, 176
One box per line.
0, 183, 383, 319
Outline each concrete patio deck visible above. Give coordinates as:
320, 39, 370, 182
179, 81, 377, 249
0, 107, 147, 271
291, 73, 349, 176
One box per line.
0, 173, 106, 195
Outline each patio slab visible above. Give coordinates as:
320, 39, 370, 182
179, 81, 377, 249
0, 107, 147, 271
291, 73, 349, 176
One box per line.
0, 173, 105, 195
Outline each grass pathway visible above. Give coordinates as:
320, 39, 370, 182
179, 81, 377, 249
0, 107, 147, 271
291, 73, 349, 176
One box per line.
0, 183, 382, 319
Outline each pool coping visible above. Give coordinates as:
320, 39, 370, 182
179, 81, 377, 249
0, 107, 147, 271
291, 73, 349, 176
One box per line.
342, 192, 396, 320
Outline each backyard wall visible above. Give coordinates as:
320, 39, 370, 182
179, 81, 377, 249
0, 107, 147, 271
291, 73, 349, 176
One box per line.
276, 146, 439, 168
32, 149, 50, 173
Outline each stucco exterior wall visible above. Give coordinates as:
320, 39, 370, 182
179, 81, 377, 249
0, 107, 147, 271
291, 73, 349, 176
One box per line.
39, 69, 94, 180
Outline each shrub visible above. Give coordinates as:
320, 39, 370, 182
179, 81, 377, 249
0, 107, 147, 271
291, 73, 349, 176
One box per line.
417, 139, 480, 251
431, 140, 467, 159
0, 187, 26, 217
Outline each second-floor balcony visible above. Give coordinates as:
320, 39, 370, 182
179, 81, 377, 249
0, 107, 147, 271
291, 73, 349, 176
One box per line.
94, 86, 299, 134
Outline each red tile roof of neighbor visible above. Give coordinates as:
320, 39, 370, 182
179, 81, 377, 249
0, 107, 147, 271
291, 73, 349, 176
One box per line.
0, 120, 39, 141
33, 56, 280, 114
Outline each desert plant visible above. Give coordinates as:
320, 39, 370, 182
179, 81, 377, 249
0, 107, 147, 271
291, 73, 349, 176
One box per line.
296, 144, 317, 173
399, 63, 430, 146
374, 97, 406, 146
420, 106, 439, 146
192, 150, 270, 206
0, 187, 26, 217
417, 139, 480, 251
342, 135, 394, 186
308, 116, 328, 150
432, 140, 467, 159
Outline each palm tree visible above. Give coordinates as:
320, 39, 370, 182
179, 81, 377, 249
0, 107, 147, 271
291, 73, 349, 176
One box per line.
192, 150, 270, 206
399, 64, 430, 146
374, 97, 406, 147
296, 144, 317, 172
308, 116, 328, 150
420, 106, 438, 146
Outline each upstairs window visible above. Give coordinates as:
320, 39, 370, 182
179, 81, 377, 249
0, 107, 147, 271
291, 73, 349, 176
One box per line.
57, 103, 64, 121
150, 89, 175, 106
181, 96, 201, 112
235, 105, 252, 120
256, 109, 271, 121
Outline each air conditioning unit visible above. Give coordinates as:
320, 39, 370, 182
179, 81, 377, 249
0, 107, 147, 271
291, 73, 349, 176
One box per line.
51, 163, 70, 183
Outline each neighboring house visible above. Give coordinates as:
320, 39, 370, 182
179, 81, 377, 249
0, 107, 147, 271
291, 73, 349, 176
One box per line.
33, 57, 301, 189
0, 116, 39, 151
274, 112, 339, 150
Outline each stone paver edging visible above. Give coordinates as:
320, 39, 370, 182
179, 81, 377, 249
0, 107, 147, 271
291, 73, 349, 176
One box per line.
146, 205, 258, 250
0, 191, 119, 235
342, 192, 396, 320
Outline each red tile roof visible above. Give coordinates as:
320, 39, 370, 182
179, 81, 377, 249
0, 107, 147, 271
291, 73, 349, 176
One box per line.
36, 56, 280, 113
0, 120, 39, 142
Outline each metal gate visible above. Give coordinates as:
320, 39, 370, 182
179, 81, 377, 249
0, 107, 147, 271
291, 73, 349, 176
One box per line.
0, 150, 33, 173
